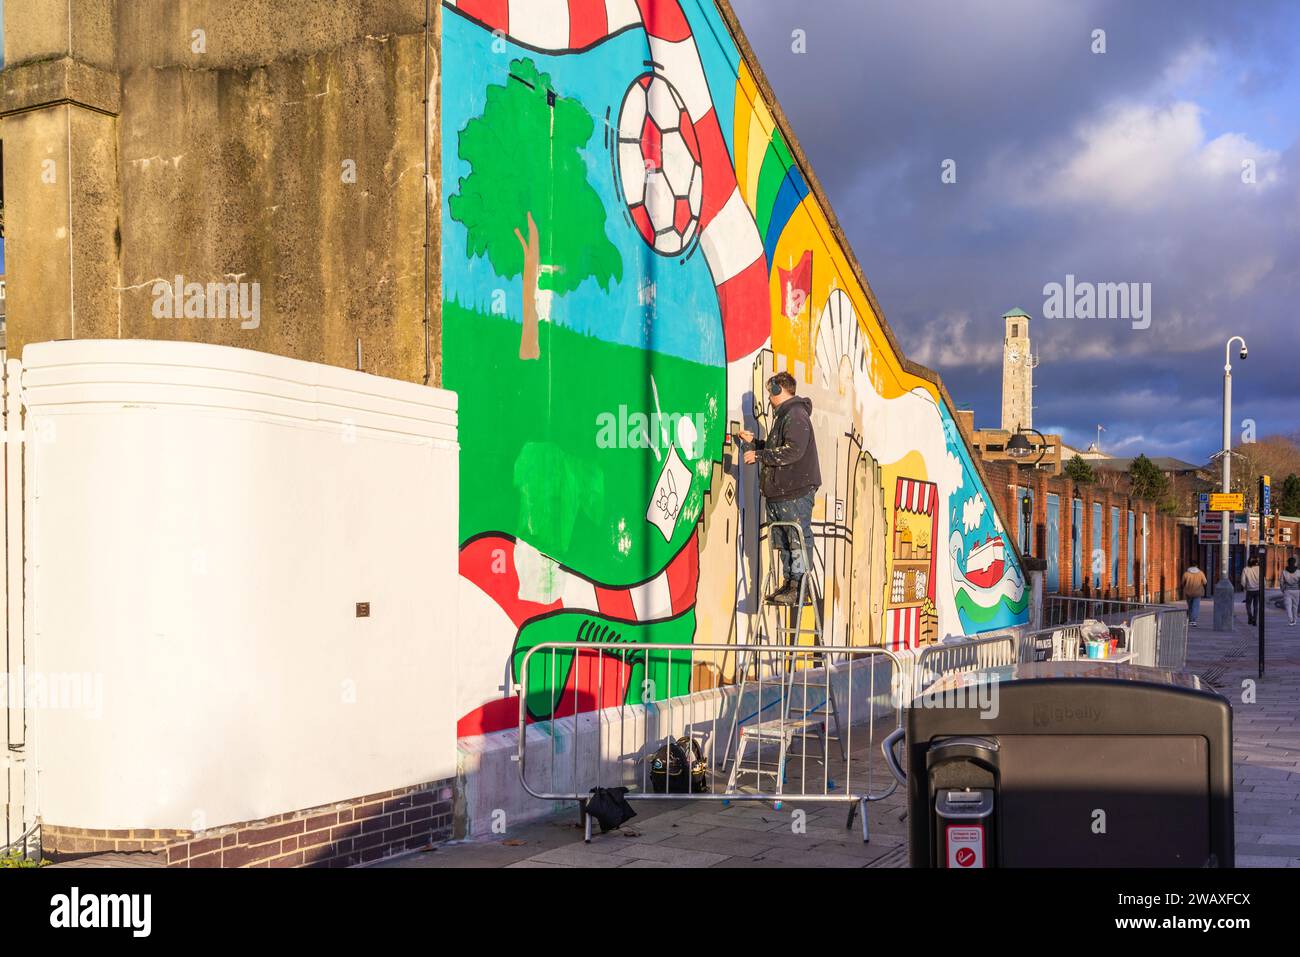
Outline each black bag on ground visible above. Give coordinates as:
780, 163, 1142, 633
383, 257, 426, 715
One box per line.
586, 786, 637, 833
648, 736, 710, 794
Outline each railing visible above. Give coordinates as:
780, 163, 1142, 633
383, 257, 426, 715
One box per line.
1016, 613, 1186, 670
1014, 623, 1084, 662
1044, 595, 1161, 627
910, 632, 1017, 700
1127, 611, 1159, 667
513, 613, 1193, 843
1042, 595, 1189, 670
1153, 607, 1189, 670
515, 641, 903, 842
879, 625, 1098, 788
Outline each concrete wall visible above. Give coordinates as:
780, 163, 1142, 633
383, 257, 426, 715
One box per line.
23, 339, 459, 831
0, 0, 442, 384
3, 0, 118, 70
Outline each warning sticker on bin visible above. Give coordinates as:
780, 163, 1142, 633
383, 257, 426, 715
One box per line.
946, 825, 985, 868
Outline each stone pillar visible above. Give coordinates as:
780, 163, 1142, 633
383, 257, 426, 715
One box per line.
1, 0, 440, 383
1, 0, 123, 349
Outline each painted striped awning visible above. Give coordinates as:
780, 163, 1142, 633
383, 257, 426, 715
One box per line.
889, 606, 921, 652
896, 477, 937, 516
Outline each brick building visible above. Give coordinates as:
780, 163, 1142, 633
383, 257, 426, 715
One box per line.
984, 460, 1186, 602
983, 458, 1300, 603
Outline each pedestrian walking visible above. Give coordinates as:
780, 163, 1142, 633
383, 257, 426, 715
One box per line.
1181, 561, 1208, 627
1282, 557, 1300, 627
1242, 557, 1262, 627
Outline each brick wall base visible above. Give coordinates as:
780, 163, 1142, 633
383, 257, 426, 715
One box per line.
42, 777, 456, 868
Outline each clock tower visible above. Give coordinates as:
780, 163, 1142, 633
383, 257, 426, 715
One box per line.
1000, 308, 1035, 433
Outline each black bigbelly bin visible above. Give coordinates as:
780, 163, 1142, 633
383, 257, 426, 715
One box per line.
888, 660, 1233, 868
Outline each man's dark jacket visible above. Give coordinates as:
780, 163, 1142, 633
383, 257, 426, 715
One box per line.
753, 395, 821, 501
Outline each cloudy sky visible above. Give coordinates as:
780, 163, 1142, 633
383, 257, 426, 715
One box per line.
730, 0, 1300, 464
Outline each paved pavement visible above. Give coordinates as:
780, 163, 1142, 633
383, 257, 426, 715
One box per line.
43, 593, 1295, 869
377, 793, 909, 869
47, 852, 165, 868
1186, 589, 1300, 866
381, 590, 1300, 869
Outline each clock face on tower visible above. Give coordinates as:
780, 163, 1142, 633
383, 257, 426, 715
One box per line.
1008, 350, 1021, 362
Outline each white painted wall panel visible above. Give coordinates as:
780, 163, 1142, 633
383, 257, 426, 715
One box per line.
23, 340, 459, 831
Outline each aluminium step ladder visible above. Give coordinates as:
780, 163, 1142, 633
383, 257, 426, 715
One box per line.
724, 520, 846, 797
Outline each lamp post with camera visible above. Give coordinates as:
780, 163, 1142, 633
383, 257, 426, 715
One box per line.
1213, 337, 1248, 632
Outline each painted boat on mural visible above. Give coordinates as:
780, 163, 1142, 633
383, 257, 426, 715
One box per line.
964, 535, 1006, 589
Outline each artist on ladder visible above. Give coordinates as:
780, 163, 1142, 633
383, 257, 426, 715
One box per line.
737, 371, 822, 606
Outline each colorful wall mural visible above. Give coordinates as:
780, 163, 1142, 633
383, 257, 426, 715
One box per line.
442, 0, 1028, 735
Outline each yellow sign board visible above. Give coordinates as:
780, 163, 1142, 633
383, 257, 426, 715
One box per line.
1208, 493, 1245, 512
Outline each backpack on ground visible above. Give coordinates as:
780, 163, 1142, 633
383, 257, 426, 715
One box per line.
648, 736, 709, 794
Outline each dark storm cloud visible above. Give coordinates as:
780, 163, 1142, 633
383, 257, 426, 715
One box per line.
728, 0, 1300, 461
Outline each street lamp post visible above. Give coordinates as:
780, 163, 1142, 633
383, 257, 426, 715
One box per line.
1213, 336, 1248, 631
1007, 426, 1046, 557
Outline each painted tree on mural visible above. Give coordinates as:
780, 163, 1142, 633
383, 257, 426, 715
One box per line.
449, 58, 622, 360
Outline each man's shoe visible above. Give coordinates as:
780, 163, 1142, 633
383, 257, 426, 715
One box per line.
765, 581, 790, 604
768, 581, 800, 606
785, 579, 808, 605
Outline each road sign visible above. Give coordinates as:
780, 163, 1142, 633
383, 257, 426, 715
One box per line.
1261, 475, 1271, 517
1209, 493, 1244, 512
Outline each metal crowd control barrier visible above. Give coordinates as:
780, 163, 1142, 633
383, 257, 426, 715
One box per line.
1127, 611, 1158, 667
1041, 596, 1189, 670
1154, 607, 1189, 670
910, 633, 1017, 700
881, 627, 1083, 789
515, 641, 904, 843
881, 622, 1146, 792
1015, 623, 1084, 662
1043, 595, 1163, 627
